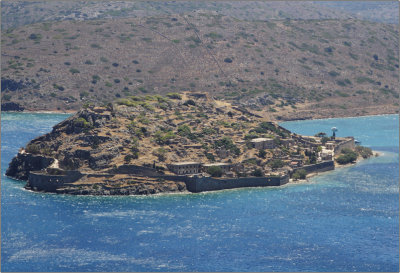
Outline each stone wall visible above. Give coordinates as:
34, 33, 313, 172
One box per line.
111, 164, 161, 176
27, 170, 83, 192
334, 138, 355, 153
290, 160, 334, 177
185, 175, 289, 193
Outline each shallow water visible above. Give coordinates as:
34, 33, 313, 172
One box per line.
1, 113, 398, 271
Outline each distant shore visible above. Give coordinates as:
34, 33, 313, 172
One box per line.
279, 113, 399, 123
2, 110, 75, 115
2, 109, 398, 123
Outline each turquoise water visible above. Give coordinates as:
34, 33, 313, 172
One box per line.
1, 113, 399, 272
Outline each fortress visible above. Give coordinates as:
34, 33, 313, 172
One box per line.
6, 93, 356, 195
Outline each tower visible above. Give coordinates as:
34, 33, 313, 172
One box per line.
331, 127, 338, 139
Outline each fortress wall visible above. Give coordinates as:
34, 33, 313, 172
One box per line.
334, 138, 355, 153
185, 175, 289, 193
290, 160, 334, 177
28, 170, 83, 192
112, 164, 161, 176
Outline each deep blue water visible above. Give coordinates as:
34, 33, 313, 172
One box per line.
1, 113, 399, 272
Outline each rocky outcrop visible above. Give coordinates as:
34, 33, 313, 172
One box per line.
1, 78, 29, 92
6, 151, 54, 181
55, 181, 187, 195
1, 102, 25, 111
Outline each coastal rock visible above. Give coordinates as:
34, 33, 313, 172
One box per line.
54, 180, 187, 196
1, 102, 25, 112
6, 152, 54, 181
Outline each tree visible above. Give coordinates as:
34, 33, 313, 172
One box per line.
273, 137, 281, 146
224, 57, 233, 63
336, 153, 357, 164
355, 146, 373, 159
336, 148, 357, 164
166, 92, 182, 100
315, 132, 327, 138
153, 148, 167, 161
292, 169, 307, 180
309, 153, 317, 164
207, 166, 223, 177
269, 159, 284, 169
258, 149, 267, 158
252, 168, 263, 177
183, 99, 196, 106
321, 136, 330, 145
177, 125, 191, 137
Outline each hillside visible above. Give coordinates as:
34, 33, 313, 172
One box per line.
6, 93, 289, 175
315, 1, 399, 24
1, 13, 399, 120
1, 1, 352, 30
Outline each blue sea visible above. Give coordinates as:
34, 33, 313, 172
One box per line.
1, 113, 399, 272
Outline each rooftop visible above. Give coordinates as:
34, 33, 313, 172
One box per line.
169, 162, 201, 166
250, 138, 273, 142
203, 163, 231, 167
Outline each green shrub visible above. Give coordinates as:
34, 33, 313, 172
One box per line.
355, 146, 373, 159
269, 159, 284, 169
80, 91, 89, 99
28, 33, 42, 42
207, 166, 223, 177
328, 71, 340, 77
224, 57, 233, 63
166, 92, 182, 100
204, 152, 215, 162
343, 41, 352, 47
53, 84, 65, 91
153, 148, 167, 161
214, 137, 240, 156
336, 148, 357, 164
292, 169, 307, 180
177, 125, 191, 137
74, 117, 92, 128
69, 68, 80, 74
258, 149, 267, 158
91, 43, 101, 49
154, 130, 175, 145
252, 168, 263, 177
183, 99, 196, 106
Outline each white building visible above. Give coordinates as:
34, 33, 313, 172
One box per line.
167, 162, 201, 175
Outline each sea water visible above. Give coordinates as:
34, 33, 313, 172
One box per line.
1, 113, 398, 272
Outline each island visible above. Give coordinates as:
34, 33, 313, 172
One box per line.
6, 92, 372, 195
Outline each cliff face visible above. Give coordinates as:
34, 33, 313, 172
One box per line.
6, 152, 54, 181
